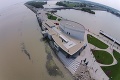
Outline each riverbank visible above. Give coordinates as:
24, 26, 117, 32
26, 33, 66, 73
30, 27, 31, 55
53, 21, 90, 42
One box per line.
86, 29, 120, 52
26, 1, 120, 80
56, 1, 95, 14
35, 6, 111, 80
86, 29, 120, 80
54, 9, 120, 80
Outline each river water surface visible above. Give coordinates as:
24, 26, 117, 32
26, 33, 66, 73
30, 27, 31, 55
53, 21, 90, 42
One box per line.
0, 3, 73, 80
45, 0, 120, 42
56, 9, 120, 42
0, 1, 120, 80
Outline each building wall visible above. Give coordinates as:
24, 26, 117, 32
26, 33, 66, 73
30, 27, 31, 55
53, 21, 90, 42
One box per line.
60, 24, 85, 41
48, 34, 52, 40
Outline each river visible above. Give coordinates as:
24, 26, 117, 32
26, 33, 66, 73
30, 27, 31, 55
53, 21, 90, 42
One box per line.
56, 9, 120, 42
45, 0, 120, 42
0, 1, 120, 80
0, 3, 73, 80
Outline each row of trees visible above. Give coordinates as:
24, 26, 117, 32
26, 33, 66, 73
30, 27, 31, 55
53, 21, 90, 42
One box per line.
56, 1, 95, 14
81, 8, 95, 14
56, 1, 88, 7
25, 1, 47, 8
56, 2, 67, 7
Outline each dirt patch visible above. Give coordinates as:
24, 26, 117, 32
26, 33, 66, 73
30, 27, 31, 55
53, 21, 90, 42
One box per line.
45, 41, 64, 77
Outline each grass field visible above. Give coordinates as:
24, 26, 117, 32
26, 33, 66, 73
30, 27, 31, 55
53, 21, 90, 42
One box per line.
87, 34, 108, 49
102, 50, 120, 80
64, 2, 76, 7
92, 50, 113, 64
58, 18, 61, 21
46, 13, 57, 20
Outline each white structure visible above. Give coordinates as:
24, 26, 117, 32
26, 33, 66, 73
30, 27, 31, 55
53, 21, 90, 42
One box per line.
59, 20, 85, 41
41, 20, 86, 57
36, 9, 110, 80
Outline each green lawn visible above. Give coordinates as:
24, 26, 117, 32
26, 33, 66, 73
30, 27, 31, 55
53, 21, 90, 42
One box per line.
64, 3, 76, 7
102, 50, 120, 80
92, 50, 113, 64
46, 13, 57, 20
58, 18, 61, 21
87, 34, 108, 49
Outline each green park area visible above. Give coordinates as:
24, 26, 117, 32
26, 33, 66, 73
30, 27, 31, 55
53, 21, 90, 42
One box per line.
46, 13, 57, 20
102, 50, 120, 80
87, 34, 108, 49
92, 50, 113, 64
88, 34, 120, 80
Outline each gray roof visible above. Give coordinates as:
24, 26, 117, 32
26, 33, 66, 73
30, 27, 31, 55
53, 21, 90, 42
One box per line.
60, 20, 85, 32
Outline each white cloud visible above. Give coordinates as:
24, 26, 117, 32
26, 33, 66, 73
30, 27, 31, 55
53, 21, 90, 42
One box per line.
87, 0, 120, 11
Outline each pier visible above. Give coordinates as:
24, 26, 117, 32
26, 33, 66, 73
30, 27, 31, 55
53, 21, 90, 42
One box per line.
100, 30, 120, 46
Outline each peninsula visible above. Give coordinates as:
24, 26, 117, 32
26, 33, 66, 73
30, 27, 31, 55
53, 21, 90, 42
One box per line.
25, 1, 120, 80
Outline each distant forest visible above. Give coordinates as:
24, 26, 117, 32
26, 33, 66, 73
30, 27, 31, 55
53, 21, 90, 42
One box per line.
56, 2, 67, 7
25, 1, 47, 8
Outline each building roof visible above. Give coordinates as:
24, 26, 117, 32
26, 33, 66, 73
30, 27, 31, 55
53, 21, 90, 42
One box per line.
45, 20, 55, 28
52, 34, 85, 55
38, 10, 84, 55
42, 20, 85, 55
60, 20, 85, 33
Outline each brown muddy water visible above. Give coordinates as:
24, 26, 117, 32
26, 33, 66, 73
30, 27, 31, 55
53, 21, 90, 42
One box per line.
0, 3, 73, 80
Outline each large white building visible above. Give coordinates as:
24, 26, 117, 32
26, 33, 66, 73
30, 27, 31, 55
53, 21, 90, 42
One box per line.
60, 20, 85, 41
36, 9, 110, 80
41, 19, 87, 58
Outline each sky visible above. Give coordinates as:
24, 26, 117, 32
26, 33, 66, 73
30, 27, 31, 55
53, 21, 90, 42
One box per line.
0, 0, 29, 10
0, 0, 120, 11
87, 0, 120, 11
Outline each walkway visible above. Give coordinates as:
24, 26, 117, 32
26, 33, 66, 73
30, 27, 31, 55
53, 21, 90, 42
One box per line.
57, 30, 110, 80
83, 31, 109, 80
89, 43, 117, 66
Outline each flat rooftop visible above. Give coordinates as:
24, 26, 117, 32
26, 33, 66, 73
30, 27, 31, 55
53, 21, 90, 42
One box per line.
52, 34, 85, 55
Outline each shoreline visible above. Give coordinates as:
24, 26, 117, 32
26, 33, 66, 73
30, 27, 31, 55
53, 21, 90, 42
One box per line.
34, 7, 107, 78
54, 12, 120, 52
86, 29, 120, 52
29, 5, 75, 79
0, 3, 74, 80
25, 3, 120, 80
